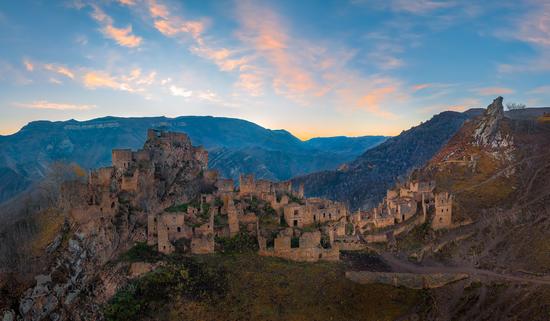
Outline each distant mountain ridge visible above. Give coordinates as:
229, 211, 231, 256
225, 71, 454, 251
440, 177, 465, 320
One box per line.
0, 115, 386, 203
292, 107, 549, 211
292, 111, 473, 210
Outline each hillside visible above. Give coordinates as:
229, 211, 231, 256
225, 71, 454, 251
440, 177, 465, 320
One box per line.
293, 111, 471, 210
0, 116, 386, 204
387, 98, 550, 320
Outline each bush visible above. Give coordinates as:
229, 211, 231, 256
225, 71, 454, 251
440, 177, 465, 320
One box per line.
120, 242, 162, 263
104, 260, 227, 321
506, 102, 526, 111
165, 203, 188, 213
215, 232, 258, 254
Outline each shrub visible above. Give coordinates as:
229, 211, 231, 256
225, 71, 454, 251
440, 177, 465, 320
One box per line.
165, 203, 188, 213
120, 242, 162, 263
104, 260, 227, 321
215, 232, 258, 254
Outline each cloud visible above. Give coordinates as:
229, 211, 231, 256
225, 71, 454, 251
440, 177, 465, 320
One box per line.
496, 1, 550, 73
43, 63, 75, 79
412, 83, 432, 91
352, 0, 458, 14
83, 71, 123, 90
144, 0, 250, 76
15, 100, 96, 110
23, 59, 34, 71
513, 1, 550, 47
474, 86, 515, 96
190, 46, 249, 71
117, 0, 135, 5
356, 86, 398, 119
82, 68, 158, 96
529, 85, 550, 94
169, 85, 192, 97
90, 5, 142, 48
236, 1, 319, 100
49, 78, 62, 84
235, 73, 263, 96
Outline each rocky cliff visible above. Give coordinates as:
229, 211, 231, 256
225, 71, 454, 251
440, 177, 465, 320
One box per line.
392, 98, 550, 320
9, 130, 212, 321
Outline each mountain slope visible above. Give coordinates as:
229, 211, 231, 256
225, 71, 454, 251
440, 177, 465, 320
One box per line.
391, 97, 550, 320
293, 111, 472, 210
0, 116, 386, 203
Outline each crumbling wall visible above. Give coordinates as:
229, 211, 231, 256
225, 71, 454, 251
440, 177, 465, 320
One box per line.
433, 192, 453, 229
112, 149, 133, 169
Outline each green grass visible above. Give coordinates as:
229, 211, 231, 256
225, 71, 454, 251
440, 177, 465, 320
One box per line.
119, 242, 163, 263
215, 232, 258, 254
172, 254, 423, 321
103, 259, 227, 321
165, 203, 189, 213
104, 253, 424, 321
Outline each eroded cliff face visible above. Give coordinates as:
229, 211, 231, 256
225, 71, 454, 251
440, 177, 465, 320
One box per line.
472, 96, 513, 153
13, 130, 211, 321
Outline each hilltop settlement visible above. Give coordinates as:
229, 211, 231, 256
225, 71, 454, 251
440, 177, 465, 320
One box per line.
70, 128, 455, 263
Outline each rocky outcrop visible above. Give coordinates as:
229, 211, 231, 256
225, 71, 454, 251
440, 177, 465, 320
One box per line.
473, 96, 513, 149
15, 130, 210, 321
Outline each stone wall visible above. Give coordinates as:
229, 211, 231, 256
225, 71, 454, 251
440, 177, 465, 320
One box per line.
112, 149, 132, 169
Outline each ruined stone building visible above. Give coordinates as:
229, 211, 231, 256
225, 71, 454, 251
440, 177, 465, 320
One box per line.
350, 179, 454, 242
65, 129, 352, 262
432, 192, 453, 230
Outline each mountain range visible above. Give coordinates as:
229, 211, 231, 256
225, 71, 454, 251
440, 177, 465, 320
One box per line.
0, 116, 386, 204
293, 107, 550, 211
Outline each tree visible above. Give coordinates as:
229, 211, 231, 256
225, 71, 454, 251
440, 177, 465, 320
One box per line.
506, 102, 526, 111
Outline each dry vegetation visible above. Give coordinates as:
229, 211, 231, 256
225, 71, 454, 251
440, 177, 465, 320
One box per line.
106, 253, 426, 321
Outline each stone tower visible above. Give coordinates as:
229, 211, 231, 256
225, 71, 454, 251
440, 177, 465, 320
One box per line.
432, 192, 453, 230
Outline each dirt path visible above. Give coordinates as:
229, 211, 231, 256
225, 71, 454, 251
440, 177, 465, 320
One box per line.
356, 232, 550, 285
365, 246, 550, 286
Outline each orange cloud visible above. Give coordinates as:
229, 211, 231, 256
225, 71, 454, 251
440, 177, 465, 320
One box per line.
236, 73, 263, 96
82, 68, 158, 96
103, 25, 142, 47
90, 5, 142, 48
15, 100, 96, 110
474, 86, 514, 96
357, 86, 398, 119
118, 0, 135, 5
43, 63, 75, 79
412, 83, 431, 91
23, 59, 34, 71
237, 1, 316, 99
83, 71, 122, 90
149, 0, 170, 19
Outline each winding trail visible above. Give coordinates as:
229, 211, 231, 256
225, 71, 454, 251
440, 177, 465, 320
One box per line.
356, 233, 550, 286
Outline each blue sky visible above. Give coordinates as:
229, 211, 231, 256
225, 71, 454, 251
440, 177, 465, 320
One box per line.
0, 0, 549, 139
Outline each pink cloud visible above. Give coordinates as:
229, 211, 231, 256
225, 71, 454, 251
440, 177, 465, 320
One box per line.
90, 5, 142, 48
474, 87, 515, 96
356, 86, 398, 119
15, 100, 96, 110
412, 83, 432, 91
43, 63, 75, 79
236, 73, 264, 96
23, 59, 34, 71
237, 1, 317, 99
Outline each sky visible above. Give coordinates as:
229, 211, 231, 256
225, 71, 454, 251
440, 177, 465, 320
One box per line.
0, 0, 549, 139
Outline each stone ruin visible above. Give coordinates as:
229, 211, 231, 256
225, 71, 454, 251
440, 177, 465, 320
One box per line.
350, 178, 454, 242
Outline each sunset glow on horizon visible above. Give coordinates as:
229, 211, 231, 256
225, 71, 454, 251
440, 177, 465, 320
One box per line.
1, 0, 549, 138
